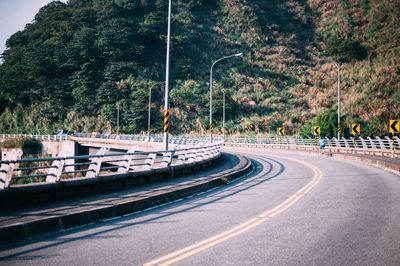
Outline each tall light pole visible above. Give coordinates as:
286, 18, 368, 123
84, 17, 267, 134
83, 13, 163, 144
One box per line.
332, 61, 341, 140
209, 52, 243, 143
147, 85, 152, 140
116, 101, 120, 135
163, 0, 172, 150
222, 88, 226, 139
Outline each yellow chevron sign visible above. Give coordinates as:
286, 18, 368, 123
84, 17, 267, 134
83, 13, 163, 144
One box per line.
389, 120, 399, 133
351, 124, 360, 135
313, 126, 320, 136
277, 127, 285, 136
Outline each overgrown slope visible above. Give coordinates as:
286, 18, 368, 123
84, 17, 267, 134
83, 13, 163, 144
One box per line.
0, 0, 398, 137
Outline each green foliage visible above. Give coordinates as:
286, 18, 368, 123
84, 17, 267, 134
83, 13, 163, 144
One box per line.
0, 0, 398, 137
300, 109, 340, 138
1, 138, 43, 155
326, 35, 367, 62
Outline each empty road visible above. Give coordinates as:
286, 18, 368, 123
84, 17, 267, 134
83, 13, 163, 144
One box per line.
1, 148, 399, 265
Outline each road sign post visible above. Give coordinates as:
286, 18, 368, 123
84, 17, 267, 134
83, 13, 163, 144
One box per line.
351, 124, 360, 153
313, 126, 320, 148
389, 120, 399, 158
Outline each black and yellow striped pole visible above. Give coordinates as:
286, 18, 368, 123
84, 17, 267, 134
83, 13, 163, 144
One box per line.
337, 122, 342, 136
164, 109, 170, 135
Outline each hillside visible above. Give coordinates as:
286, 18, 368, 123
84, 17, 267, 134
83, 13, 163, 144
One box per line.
0, 0, 399, 137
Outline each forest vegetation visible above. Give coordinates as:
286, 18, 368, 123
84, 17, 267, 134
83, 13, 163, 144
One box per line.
0, 0, 399, 138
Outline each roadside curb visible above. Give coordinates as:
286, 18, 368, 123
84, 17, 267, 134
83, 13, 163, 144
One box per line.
331, 153, 400, 173
0, 155, 252, 244
224, 146, 399, 173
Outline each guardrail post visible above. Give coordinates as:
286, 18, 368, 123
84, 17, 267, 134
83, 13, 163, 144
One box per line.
214, 144, 221, 157
195, 146, 206, 161
0, 149, 23, 189
340, 137, 348, 148
395, 136, 400, 150
385, 136, 394, 158
204, 146, 213, 158
367, 137, 376, 149
143, 153, 156, 170
46, 158, 65, 182
161, 151, 174, 167
376, 137, 386, 150
85, 147, 109, 178
118, 150, 135, 174
359, 137, 367, 149
175, 150, 186, 164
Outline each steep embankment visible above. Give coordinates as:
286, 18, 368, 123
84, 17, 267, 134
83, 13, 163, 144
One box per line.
0, 0, 398, 137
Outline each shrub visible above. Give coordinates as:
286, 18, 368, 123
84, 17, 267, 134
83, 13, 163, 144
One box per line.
326, 35, 367, 62
1, 138, 43, 156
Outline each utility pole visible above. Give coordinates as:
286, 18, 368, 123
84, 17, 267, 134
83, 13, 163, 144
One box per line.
332, 61, 341, 140
163, 0, 172, 150
222, 88, 226, 139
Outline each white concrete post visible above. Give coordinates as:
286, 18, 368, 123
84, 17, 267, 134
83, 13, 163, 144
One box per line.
143, 153, 156, 170
85, 147, 109, 178
0, 149, 23, 189
46, 158, 65, 183
118, 150, 135, 174
161, 151, 174, 167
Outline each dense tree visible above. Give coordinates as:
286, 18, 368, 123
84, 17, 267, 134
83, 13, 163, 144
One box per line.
0, 0, 398, 136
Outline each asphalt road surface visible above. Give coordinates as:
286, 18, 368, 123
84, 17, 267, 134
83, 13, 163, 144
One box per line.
1, 148, 399, 265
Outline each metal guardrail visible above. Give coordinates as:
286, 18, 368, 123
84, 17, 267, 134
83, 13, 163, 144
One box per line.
72, 133, 207, 145
0, 134, 69, 141
0, 143, 221, 189
0, 133, 207, 145
224, 136, 400, 158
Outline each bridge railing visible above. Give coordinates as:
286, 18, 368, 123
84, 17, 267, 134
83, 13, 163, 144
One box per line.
72, 133, 207, 145
0, 134, 69, 141
0, 133, 210, 146
225, 136, 400, 158
0, 143, 221, 189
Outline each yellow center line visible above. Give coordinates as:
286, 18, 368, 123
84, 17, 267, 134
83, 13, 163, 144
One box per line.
143, 157, 323, 266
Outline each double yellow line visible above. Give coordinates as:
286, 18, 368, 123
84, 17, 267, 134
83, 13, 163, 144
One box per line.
143, 158, 323, 266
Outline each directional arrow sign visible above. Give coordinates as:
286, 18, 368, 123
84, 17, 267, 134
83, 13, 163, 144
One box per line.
313, 126, 320, 136
352, 124, 360, 135
278, 127, 285, 136
389, 120, 399, 133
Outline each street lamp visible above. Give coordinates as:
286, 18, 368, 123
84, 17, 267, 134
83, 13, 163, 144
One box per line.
222, 88, 226, 139
209, 52, 243, 143
116, 101, 120, 135
331, 61, 341, 140
163, 0, 172, 150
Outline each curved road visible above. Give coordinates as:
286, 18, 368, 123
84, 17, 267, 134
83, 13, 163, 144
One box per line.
1, 148, 399, 265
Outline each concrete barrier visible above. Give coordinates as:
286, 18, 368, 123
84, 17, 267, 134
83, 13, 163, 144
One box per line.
0, 152, 221, 210
0, 154, 252, 243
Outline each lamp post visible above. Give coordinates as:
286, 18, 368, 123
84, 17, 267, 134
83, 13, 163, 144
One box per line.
222, 88, 226, 139
209, 52, 243, 143
116, 101, 120, 135
147, 85, 152, 141
331, 61, 341, 140
163, 0, 172, 150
